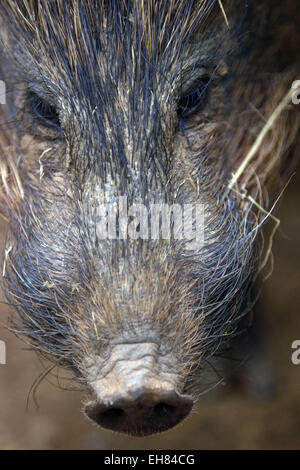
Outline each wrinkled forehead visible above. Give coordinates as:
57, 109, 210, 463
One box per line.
1, 0, 229, 95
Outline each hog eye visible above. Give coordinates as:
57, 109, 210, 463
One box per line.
178, 77, 210, 119
29, 92, 61, 130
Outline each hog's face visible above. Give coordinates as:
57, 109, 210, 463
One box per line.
1, 1, 296, 435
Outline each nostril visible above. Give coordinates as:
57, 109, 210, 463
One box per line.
153, 402, 174, 416
99, 407, 124, 426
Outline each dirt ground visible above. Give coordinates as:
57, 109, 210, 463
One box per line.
0, 175, 299, 450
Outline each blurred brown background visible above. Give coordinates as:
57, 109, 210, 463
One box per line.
0, 174, 299, 450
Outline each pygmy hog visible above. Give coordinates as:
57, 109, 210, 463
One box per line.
0, 0, 299, 436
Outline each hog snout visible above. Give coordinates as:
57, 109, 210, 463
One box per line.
84, 386, 193, 436
83, 342, 193, 436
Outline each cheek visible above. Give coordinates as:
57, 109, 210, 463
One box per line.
19, 134, 68, 184
171, 120, 221, 187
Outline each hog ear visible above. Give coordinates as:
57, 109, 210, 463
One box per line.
0, 106, 24, 216
228, 67, 300, 201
